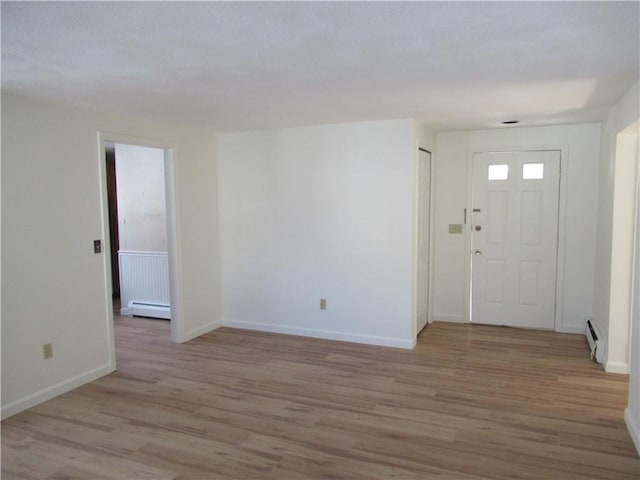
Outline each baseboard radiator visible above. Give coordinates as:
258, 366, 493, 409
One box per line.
118, 251, 170, 319
585, 318, 605, 364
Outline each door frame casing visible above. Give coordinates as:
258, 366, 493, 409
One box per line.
464, 144, 570, 332
97, 131, 183, 372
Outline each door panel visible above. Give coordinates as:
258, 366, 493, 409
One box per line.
471, 151, 560, 329
485, 260, 505, 303
518, 261, 539, 305
520, 191, 542, 244
487, 191, 508, 244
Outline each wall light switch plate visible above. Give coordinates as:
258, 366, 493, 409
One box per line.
320, 298, 327, 310
42, 343, 53, 360
93, 239, 102, 254
449, 224, 463, 234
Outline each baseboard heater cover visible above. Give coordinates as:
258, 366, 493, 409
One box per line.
126, 301, 170, 320
585, 318, 605, 364
118, 251, 170, 320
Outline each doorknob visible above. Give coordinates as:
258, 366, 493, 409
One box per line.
474, 250, 482, 256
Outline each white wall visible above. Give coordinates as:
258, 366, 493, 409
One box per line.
433, 123, 601, 332
115, 143, 167, 252
415, 122, 436, 153
595, 81, 640, 374
216, 119, 418, 348
1, 93, 221, 418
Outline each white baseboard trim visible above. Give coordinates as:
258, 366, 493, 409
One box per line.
223, 319, 415, 349
1, 363, 115, 420
433, 313, 466, 323
180, 319, 224, 343
625, 408, 640, 456
605, 361, 629, 374
122, 302, 171, 320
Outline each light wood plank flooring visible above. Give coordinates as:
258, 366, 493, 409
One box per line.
2, 315, 639, 479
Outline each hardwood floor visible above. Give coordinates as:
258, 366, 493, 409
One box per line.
2, 315, 639, 479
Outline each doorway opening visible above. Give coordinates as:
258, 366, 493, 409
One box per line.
99, 134, 181, 366
106, 142, 170, 320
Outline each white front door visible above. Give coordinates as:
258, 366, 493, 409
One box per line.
471, 151, 560, 329
416, 149, 431, 334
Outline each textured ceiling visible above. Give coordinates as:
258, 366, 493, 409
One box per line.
2, 1, 639, 131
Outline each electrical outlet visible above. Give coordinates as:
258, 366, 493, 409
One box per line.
42, 343, 53, 360
320, 298, 327, 310
449, 224, 463, 234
